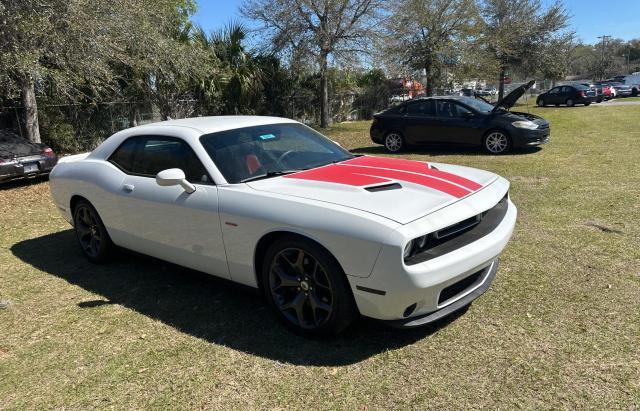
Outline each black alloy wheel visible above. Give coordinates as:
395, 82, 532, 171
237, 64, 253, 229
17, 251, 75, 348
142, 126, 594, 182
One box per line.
73, 200, 114, 263
262, 236, 358, 336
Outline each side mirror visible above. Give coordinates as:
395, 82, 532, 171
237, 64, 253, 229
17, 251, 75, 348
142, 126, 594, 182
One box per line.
156, 168, 196, 194
462, 111, 475, 119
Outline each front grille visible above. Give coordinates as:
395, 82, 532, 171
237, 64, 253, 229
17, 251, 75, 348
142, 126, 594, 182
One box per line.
405, 193, 509, 266
438, 269, 484, 305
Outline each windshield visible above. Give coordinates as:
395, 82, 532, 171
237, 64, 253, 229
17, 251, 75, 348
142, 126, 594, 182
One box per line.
200, 123, 353, 183
458, 97, 495, 113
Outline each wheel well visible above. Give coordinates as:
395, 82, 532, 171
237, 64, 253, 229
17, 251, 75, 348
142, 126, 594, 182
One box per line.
483, 128, 510, 140
385, 129, 404, 139
70, 195, 88, 216
253, 231, 345, 293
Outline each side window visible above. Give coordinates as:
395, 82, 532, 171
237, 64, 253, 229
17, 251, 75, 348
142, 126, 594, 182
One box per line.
109, 136, 212, 184
435, 100, 456, 118
453, 103, 472, 117
561, 86, 571, 93
548, 87, 560, 94
109, 136, 142, 172
406, 100, 434, 116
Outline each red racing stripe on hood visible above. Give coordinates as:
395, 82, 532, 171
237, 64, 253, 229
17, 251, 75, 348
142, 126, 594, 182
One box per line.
284, 156, 480, 198
344, 156, 482, 191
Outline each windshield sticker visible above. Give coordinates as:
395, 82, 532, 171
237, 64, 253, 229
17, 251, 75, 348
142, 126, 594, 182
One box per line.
259, 134, 277, 140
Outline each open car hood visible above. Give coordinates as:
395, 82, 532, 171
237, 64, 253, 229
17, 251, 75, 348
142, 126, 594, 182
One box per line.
492, 80, 535, 112
246, 156, 498, 224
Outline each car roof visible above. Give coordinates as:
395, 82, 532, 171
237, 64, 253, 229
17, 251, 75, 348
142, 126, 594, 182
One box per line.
136, 116, 298, 135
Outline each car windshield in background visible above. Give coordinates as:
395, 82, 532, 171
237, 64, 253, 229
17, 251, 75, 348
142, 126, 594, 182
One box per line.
459, 97, 496, 113
200, 123, 354, 183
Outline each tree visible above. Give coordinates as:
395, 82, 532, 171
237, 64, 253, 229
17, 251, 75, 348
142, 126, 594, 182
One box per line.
0, 0, 202, 142
478, 0, 571, 100
383, 0, 477, 96
242, 0, 384, 128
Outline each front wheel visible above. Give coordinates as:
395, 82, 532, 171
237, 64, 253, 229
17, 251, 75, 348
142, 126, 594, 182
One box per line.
383, 132, 405, 153
584, 102, 591, 106
566, 98, 575, 107
262, 236, 358, 337
537, 98, 545, 107
483, 131, 511, 155
73, 200, 114, 263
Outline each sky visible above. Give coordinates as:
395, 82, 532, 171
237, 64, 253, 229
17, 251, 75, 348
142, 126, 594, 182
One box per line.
192, 0, 640, 44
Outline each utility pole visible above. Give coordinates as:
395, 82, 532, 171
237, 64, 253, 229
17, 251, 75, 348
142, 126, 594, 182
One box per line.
597, 35, 611, 80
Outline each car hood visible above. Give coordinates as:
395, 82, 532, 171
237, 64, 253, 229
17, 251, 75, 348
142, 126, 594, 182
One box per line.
492, 80, 535, 112
246, 156, 498, 224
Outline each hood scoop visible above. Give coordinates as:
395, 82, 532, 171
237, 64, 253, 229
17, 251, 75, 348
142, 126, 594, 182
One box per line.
365, 183, 402, 192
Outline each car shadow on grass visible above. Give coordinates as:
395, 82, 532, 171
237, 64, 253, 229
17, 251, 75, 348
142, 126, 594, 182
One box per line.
11, 230, 466, 366
351, 145, 542, 156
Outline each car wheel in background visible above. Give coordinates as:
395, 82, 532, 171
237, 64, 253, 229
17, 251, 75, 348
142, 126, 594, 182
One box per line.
483, 131, 511, 155
73, 200, 114, 263
537, 98, 545, 107
262, 236, 358, 337
383, 131, 405, 153
584, 102, 591, 106
566, 98, 575, 107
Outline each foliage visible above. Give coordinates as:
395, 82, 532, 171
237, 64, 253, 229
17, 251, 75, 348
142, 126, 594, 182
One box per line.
242, 0, 385, 127
478, 0, 572, 98
383, 0, 478, 95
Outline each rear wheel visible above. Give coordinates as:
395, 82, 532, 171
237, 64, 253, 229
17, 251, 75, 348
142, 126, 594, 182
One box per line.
383, 131, 405, 153
584, 102, 591, 106
262, 236, 358, 337
483, 131, 511, 155
73, 200, 114, 263
566, 98, 575, 107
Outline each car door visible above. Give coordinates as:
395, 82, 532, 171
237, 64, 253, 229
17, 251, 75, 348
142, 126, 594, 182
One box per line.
435, 101, 485, 145
546, 87, 561, 104
108, 135, 229, 278
402, 100, 442, 144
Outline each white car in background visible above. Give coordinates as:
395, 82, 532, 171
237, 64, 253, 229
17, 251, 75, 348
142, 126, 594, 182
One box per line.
49, 117, 517, 336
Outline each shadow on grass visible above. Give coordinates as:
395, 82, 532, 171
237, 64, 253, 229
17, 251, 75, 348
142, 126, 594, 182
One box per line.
351, 145, 542, 156
11, 230, 465, 366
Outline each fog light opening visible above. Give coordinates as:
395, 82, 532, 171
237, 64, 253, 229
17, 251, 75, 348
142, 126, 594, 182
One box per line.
403, 303, 417, 318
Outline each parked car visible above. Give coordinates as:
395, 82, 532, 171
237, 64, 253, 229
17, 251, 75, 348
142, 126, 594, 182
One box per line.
0, 130, 58, 183
608, 82, 633, 97
536, 84, 596, 107
371, 80, 550, 155
49, 116, 517, 336
580, 83, 604, 103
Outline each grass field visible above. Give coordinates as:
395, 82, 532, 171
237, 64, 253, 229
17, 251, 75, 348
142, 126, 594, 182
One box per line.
1, 105, 639, 409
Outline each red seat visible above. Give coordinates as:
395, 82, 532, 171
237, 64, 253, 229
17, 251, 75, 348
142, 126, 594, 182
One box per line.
246, 154, 261, 175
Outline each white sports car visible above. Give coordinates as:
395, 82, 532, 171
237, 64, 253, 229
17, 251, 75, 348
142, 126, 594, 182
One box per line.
49, 116, 517, 336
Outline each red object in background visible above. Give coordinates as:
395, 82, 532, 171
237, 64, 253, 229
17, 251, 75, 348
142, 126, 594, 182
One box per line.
42, 147, 55, 157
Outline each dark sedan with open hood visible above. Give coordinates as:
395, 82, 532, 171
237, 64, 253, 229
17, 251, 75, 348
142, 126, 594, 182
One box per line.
370, 80, 549, 154
0, 130, 58, 183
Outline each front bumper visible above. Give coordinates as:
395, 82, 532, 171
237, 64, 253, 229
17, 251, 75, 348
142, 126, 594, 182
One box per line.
511, 127, 550, 148
349, 181, 517, 324
385, 259, 498, 328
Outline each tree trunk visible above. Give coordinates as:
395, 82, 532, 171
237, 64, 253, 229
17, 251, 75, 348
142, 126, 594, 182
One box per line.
424, 63, 432, 97
21, 76, 41, 144
319, 51, 330, 128
498, 67, 506, 101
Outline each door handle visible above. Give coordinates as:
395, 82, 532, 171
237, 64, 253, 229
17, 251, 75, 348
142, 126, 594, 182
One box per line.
122, 184, 135, 193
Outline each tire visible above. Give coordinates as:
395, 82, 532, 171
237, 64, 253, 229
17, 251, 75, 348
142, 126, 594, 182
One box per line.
566, 98, 575, 107
584, 102, 591, 106
383, 131, 405, 153
537, 98, 544, 107
73, 199, 114, 263
261, 235, 358, 337
483, 130, 511, 155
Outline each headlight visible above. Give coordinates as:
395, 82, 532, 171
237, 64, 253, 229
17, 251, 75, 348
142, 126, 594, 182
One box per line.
403, 235, 430, 261
403, 240, 414, 259
512, 120, 539, 130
